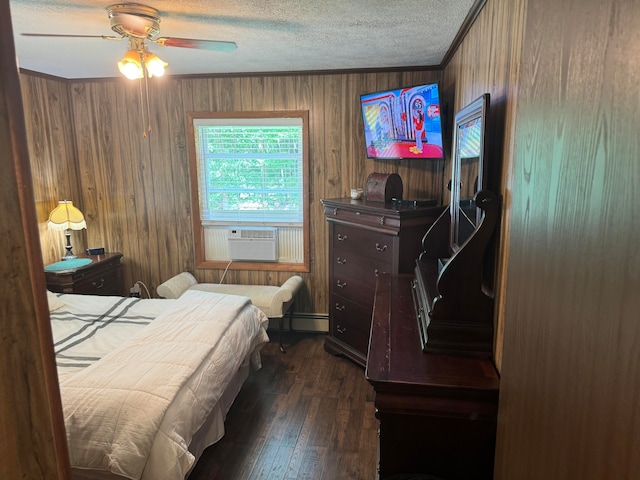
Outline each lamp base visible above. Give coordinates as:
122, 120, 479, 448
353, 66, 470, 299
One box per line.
62, 228, 77, 260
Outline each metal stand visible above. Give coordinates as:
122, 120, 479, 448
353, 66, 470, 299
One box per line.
62, 228, 77, 260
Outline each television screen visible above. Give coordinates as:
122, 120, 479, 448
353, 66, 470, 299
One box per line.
360, 83, 444, 160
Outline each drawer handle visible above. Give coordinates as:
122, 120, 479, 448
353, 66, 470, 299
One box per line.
333, 208, 337, 215
335, 303, 346, 311
336, 280, 347, 288
337, 233, 348, 241
379, 215, 385, 225
337, 257, 347, 265
375, 243, 387, 252
374, 269, 379, 276
336, 324, 346, 334
92, 278, 105, 289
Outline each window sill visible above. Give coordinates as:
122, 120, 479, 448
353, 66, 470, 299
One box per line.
196, 259, 309, 273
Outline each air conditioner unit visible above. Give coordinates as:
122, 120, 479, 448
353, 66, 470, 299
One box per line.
227, 227, 278, 261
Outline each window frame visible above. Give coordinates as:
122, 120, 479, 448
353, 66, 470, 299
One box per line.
186, 110, 310, 272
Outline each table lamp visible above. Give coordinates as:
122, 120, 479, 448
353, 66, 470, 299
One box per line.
47, 200, 86, 260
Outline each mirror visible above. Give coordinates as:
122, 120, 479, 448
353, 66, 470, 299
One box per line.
450, 93, 489, 251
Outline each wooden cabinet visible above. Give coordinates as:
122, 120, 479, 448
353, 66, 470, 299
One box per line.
321, 198, 443, 367
45, 252, 125, 296
366, 273, 499, 480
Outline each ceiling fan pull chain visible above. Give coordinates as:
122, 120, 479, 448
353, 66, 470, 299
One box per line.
137, 71, 146, 138
144, 65, 152, 136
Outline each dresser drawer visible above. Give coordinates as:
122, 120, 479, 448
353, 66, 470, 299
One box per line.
73, 267, 123, 295
325, 205, 401, 231
331, 294, 372, 355
333, 224, 395, 263
331, 262, 385, 309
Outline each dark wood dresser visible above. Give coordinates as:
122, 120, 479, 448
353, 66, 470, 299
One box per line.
366, 273, 500, 480
321, 198, 443, 367
44, 252, 125, 296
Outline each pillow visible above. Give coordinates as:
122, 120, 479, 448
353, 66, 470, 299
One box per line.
156, 272, 198, 299
46, 290, 65, 312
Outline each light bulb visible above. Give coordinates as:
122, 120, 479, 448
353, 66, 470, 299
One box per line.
145, 53, 168, 78
118, 50, 144, 80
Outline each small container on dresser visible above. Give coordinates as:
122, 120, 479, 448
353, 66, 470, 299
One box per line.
44, 252, 125, 296
321, 197, 443, 367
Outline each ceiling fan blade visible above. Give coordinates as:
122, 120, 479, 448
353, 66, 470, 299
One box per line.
155, 37, 237, 52
21, 33, 123, 41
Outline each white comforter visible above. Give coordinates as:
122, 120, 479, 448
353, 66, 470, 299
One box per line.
55, 290, 269, 480
51, 294, 169, 381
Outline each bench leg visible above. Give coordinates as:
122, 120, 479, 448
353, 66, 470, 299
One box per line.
278, 303, 295, 354
289, 303, 294, 334
278, 316, 286, 353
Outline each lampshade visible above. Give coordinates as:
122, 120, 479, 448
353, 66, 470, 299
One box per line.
117, 48, 167, 80
144, 52, 167, 78
47, 200, 86, 231
118, 49, 144, 80
48, 200, 86, 260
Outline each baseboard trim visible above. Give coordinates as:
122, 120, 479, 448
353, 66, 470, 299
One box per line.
267, 313, 329, 333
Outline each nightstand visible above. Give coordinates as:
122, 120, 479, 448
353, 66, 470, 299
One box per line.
45, 252, 124, 296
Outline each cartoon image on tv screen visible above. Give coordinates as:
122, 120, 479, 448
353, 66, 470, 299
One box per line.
361, 83, 443, 159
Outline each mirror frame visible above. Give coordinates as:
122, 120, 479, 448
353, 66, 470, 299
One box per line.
450, 93, 490, 252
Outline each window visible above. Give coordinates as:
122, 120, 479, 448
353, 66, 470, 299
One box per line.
187, 111, 309, 272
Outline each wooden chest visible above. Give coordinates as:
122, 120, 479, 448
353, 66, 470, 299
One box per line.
365, 172, 403, 202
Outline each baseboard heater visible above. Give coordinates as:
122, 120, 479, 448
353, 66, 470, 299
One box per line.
227, 227, 278, 261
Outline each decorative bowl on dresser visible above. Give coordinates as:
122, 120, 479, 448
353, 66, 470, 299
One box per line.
44, 252, 125, 296
321, 197, 442, 367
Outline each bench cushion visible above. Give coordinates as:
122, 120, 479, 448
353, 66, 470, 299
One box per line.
157, 273, 303, 318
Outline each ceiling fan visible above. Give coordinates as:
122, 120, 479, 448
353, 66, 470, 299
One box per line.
22, 3, 238, 137
22, 3, 237, 79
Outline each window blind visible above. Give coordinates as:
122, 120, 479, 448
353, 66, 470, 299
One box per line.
194, 118, 303, 224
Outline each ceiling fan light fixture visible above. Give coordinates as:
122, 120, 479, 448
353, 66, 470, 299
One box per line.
118, 49, 144, 79
144, 52, 167, 77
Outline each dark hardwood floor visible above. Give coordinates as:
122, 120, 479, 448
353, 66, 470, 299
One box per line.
188, 332, 379, 480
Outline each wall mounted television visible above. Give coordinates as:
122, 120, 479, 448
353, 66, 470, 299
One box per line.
360, 83, 444, 160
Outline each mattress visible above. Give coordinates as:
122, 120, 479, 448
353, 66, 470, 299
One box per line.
49, 290, 269, 480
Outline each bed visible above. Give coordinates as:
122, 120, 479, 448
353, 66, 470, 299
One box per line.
47, 289, 270, 480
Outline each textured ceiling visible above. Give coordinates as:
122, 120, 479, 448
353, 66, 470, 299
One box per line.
9, 0, 477, 79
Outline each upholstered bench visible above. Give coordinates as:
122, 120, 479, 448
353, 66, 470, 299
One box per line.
157, 272, 303, 352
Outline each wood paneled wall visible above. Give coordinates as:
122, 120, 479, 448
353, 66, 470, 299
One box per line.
23, 69, 443, 314
1, 3, 69, 477
20, 74, 86, 262
441, 0, 640, 477
494, 0, 640, 478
